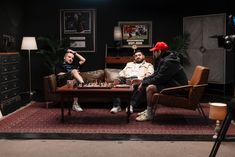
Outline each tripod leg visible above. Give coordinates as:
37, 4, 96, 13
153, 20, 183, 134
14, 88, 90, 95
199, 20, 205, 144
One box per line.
209, 112, 232, 157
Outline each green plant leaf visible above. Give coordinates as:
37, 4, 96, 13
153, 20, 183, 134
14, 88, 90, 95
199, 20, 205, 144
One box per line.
168, 32, 190, 65
36, 36, 69, 74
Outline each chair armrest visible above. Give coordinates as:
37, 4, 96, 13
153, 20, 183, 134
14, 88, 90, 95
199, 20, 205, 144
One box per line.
160, 85, 192, 94
193, 84, 208, 88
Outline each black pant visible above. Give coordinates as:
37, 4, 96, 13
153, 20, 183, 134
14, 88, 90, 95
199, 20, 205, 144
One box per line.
130, 85, 146, 107
57, 72, 72, 87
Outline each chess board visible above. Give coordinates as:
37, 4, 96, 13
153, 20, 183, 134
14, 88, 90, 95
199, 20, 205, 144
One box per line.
76, 82, 113, 89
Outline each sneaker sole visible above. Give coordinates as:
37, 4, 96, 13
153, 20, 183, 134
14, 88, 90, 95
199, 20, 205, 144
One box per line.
110, 109, 121, 114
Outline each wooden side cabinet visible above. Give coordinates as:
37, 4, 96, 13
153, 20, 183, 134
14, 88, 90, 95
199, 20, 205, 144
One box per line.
0, 52, 21, 115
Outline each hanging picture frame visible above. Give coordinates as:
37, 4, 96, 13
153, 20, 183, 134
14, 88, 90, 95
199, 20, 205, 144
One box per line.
60, 9, 96, 52
118, 21, 152, 48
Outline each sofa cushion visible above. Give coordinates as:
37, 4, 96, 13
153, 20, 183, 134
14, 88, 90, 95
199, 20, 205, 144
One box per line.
104, 68, 122, 83
80, 69, 105, 83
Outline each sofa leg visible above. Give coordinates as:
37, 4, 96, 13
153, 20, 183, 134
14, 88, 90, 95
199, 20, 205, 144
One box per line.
45, 101, 53, 108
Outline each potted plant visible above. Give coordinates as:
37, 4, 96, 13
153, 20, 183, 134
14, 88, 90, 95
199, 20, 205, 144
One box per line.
168, 32, 190, 65
36, 36, 69, 74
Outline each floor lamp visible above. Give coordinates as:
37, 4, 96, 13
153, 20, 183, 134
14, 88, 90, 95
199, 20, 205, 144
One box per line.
21, 37, 38, 100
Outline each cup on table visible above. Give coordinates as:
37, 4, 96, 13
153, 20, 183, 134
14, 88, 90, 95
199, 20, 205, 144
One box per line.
67, 80, 74, 88
126, 78, 132, 85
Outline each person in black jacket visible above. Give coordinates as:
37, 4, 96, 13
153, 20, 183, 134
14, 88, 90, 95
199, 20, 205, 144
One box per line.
132, 41, 188, 121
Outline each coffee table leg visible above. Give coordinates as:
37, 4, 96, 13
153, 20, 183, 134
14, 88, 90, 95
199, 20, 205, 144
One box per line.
61, 95, 64, 122
126, 104, 130, 123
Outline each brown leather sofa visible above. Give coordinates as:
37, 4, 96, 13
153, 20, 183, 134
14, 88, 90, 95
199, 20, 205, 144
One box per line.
43, 68, 122, 108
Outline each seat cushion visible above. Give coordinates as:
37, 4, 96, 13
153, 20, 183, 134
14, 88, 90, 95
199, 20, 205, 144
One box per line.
104, 68, 122, 83
80, 70, 105, 83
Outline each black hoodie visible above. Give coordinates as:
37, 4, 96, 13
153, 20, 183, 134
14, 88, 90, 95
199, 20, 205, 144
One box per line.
142, 50, 188, 91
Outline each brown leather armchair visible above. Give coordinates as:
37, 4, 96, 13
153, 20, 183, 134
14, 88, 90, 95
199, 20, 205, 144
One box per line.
151, 65, 210, 120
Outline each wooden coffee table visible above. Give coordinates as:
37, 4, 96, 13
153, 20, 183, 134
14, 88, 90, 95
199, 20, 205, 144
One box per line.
56, 85, 134, 123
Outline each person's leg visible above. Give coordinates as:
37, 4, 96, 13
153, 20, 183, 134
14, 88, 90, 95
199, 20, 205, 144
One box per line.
57, 73, 70, 87
130, 85, 146, 108
71, 69, 84, 84
72, 97, 83, 112
136, 84, 157, 121
146, 84, 158, 115
110, 98, 121, 113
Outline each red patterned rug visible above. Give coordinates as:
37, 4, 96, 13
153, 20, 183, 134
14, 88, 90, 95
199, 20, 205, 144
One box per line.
0, 102, 235, 140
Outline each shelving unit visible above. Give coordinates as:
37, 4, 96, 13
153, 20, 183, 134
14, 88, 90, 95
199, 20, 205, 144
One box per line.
105, 44, 154, 68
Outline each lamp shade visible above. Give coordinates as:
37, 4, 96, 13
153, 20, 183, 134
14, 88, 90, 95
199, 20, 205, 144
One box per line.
209, 102, 227, 120
114, 26, 122, 41
21, 37, 38, 50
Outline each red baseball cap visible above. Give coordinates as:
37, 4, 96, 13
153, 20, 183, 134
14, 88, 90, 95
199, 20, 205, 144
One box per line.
149, 42, 169, 52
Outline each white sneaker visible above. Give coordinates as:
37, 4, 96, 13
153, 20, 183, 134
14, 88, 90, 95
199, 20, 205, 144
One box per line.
110, 106, 121, 113
72, 103, 83, 112
126, 105, 133, 113
137, 109, 147, 116
136, 113, 153, 121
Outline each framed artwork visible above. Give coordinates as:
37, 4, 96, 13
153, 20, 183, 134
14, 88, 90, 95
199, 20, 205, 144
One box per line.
118, 21, 152, 48
60, 9, 96, 52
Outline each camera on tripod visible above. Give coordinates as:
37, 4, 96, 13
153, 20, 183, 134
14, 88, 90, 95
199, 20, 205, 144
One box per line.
217, 35, 235, 50
210, 15, 235, 50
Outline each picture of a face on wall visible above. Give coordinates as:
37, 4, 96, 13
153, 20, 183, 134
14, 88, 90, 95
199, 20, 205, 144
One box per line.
64, 11, 91, 34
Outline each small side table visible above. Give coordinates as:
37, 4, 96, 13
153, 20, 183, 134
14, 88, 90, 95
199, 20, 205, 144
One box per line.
209, 102, 227, 139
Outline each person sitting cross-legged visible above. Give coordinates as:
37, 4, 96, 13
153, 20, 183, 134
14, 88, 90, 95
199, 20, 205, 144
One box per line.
55, 48, 86, 112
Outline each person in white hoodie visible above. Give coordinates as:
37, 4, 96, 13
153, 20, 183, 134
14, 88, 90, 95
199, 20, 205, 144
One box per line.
110, 49, 154, 113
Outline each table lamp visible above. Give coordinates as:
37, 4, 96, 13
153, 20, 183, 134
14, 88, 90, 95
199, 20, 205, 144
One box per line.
114, 26, 122, 55
209, 102, 227, 139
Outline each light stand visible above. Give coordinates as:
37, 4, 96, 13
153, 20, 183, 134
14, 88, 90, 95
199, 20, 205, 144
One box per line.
21, 37, 38, 100
114, 26, 122, 56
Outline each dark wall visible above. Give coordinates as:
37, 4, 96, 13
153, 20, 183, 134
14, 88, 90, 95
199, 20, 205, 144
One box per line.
0, 0, 233, 100
0, 1, 23, 51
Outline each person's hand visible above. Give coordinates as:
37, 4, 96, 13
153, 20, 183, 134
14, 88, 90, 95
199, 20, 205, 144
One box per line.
67, 49, 76, 54
113, 79, 120, 86
131, 79, 142, 86
138, 83, 143, 91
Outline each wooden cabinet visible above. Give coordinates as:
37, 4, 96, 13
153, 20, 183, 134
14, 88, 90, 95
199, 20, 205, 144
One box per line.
105, 44, 154, 68
0, 52, 20, 115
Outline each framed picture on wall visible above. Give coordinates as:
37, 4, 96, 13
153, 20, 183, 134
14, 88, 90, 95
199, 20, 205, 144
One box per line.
60, 9, 96, 52
118, 21, 152, 48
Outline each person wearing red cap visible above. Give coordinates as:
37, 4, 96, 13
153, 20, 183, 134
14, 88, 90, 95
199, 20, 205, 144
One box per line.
130, 41, 188, 121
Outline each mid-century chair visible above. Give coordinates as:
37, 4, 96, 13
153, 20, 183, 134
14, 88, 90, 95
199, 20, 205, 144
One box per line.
151, 65, 210, 120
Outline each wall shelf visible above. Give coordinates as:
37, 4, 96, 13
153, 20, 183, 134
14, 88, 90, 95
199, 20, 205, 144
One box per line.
105, 44, 154, 68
